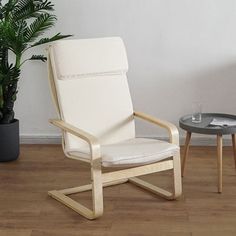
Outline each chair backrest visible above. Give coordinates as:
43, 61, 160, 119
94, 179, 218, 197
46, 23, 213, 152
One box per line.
48, 37, 135, 154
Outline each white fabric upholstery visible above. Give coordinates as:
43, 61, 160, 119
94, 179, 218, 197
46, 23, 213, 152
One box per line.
49, 37, 135, 153
51, 37, 128, 79
49, 37, 178, 167
69, 138, 179, 167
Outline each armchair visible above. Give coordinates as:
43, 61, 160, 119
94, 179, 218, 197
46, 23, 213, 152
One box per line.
47, 37, 182, 220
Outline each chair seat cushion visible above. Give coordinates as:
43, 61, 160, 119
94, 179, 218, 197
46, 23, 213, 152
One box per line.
68, 138, 179, 167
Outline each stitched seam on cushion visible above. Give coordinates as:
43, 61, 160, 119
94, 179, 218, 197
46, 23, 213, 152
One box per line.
103, 148, 179, 165
68, 146, 179, 162
67, 144, 180, 163
58, 70, 127, 80
102, 155, 171, 167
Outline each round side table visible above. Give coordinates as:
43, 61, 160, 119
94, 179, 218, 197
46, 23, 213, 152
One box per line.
179, 113, 236, 193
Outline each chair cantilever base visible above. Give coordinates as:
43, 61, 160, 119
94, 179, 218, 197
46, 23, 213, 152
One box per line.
48, 178, 128, 220
48, 190, 95, 220
48, 156, 182, 220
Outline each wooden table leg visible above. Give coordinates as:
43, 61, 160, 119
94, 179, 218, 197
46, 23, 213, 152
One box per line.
231, 134, 236, 169
217, 134, 223, 193
181, 132, 191, 177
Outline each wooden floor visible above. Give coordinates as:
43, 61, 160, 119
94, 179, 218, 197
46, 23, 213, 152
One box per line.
1, 145, 236, 236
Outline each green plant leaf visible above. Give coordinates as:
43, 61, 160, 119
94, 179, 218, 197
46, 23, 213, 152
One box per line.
0, 20, 27, 55
30, 33, 72, 48
24, 13, 56, 43
28, 54, 47, 62
0, 1, 3, 20
1, 0, 18, 19
13, 0, 54, 21
0, 0, 72, 123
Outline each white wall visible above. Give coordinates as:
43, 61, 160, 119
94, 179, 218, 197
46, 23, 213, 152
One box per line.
16, 0, 236, 144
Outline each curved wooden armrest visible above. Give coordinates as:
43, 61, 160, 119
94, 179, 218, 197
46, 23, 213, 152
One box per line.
133, 111, 179, 145
49, 119, 101, 161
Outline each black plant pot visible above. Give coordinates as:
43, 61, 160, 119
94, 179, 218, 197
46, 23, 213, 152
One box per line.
0, 119, 20, 162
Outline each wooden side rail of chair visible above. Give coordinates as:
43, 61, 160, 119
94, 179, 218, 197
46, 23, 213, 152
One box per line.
49, 119, 101, 160
134, 111, 179, 145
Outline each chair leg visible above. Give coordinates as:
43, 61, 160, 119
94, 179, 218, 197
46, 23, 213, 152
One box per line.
128, 177, 173, 199
91, 162, 103, 218
48, 162, 105, 220
48, 174, 103, 220
48, 190, 95, 219
48, 178, 128, 220
129, 153, 182, 200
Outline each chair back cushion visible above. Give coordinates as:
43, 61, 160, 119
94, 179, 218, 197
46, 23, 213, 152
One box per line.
49, 37, 135, 153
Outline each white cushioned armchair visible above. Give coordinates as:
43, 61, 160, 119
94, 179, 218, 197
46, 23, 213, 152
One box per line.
47, 37, 182, 220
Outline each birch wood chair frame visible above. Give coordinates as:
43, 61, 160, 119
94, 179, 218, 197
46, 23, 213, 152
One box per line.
48, 112, 182, 220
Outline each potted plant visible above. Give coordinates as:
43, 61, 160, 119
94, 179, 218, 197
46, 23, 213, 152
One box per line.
0, 0, 71, 161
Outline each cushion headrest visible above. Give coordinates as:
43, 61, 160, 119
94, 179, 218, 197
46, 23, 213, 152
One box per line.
50, 37, 128, 80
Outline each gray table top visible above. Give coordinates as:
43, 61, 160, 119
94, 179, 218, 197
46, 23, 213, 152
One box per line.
179, 113, 236, 135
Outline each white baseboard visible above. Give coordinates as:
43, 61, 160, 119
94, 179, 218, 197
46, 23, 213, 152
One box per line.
20, 134, 61, 144
20, 134, 233, 146
169, 136, 231, 146
152, 135, 232, 146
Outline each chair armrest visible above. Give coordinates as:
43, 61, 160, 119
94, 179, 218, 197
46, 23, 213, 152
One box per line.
133, 111, 179, 145
49, 119, 101, 161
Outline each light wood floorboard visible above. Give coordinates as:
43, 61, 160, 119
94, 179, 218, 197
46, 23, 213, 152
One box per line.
0, 145, 236, 235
